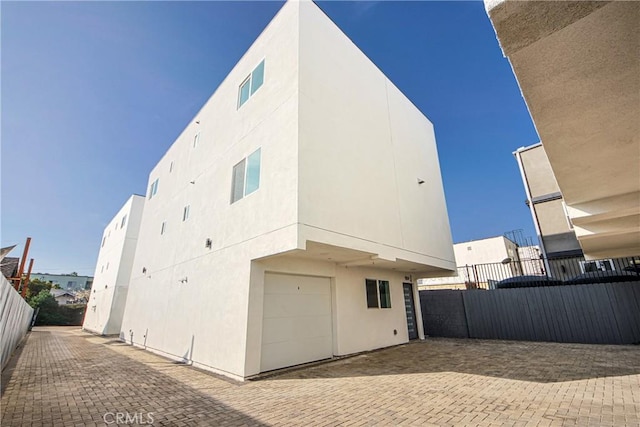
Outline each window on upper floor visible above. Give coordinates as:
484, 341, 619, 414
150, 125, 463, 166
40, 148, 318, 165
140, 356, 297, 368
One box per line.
230, 148, 261, 204
182, 205, 190, 221
149, 178, 159, 199
121, 215, 127, 229
193, 132, 200, 148
160, 221, 167, 235
366, 279, 391, 309
170, 161, 174, 173
237, 59, 265, 109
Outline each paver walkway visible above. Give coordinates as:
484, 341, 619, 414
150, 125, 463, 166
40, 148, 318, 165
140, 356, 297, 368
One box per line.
2, 327, 639, 426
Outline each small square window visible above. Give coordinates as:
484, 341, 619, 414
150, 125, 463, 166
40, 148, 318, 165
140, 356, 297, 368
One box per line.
237, 59, 265, 109
365, 279, 391, 309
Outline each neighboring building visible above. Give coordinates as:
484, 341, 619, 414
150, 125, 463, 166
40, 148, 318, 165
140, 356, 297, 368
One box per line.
50, 289, 77, 305
418, 236, 543, 289
30, 273, 93, 291
110, 0, 455, 381
514, 143, 583, 260
1, 257, 19, 281
83, 195, 145, 335
485, 0, 640, 260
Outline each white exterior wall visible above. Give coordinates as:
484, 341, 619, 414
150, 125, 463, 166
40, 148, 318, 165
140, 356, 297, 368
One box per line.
297, 1, 454, 270
83, 195, 144, 335
120, 1, 301, 380
244, 256, 423, 377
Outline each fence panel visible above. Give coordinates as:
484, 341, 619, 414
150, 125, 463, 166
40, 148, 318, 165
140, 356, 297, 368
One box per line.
419, 290, 468, 338
421, 282, 640, 345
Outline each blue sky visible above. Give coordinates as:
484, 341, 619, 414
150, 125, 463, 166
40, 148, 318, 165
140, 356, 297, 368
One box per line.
1, 1, 539, 276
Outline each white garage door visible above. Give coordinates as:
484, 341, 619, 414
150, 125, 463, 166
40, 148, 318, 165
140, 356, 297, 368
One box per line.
261, 273, 333, 372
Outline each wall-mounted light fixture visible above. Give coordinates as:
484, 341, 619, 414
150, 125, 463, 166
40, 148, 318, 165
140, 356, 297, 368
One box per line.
417, 178, 425, 185
179, 277, 188, 284
142, 267, 147, 274
205, 238, 212, 249
195, 120, 200, 124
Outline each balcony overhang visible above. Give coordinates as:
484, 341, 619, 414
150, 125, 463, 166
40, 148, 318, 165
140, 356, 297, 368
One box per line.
486, 0, 640, 259
255, 241, 455, 277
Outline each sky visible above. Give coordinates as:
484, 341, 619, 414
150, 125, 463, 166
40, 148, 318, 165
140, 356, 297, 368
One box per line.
1, 0, 539, 276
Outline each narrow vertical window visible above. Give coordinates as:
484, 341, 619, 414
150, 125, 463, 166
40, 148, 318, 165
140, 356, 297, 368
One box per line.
250, 60, 265, 95
169, 161, 174, 173
366, 279, 379, 308
160, 221, 166, 235
231, 159, 246, 203
378, 280, 391, 308
244, 148, 261, 195
193, 132, 200, 148
149, 178, 159, 199
182, 205, 190, 221
101, 237, 106, 248
121, 215, 127, 229
238, 78, 251, 108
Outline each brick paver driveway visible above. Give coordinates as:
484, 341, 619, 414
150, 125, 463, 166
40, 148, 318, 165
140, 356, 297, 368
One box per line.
2, 327, 639, 426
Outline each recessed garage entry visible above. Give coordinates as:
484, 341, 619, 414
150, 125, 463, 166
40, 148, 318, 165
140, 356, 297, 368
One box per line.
260, 273, 333, 372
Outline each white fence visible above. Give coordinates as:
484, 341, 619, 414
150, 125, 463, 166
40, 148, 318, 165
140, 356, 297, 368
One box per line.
1, 276, 34, 370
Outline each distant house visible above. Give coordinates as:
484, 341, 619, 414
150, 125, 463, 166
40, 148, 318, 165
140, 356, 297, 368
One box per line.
50, 289, 77, 305
419, 236, 543, 290
0, 257, 19, 281
30, 273, 93, 291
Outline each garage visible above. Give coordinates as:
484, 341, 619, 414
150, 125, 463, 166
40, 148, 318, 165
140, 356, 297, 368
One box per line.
260, 273, 333, 372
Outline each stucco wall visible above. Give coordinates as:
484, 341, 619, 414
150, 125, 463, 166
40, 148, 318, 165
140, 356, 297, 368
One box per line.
1, 276, 34, 370
120, 1, 301, 380
244, 255, 424, 377
297, 0, 454, 270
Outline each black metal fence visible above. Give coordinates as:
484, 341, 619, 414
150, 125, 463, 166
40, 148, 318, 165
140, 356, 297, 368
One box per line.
420, 281, 640, 344
448, 255, 640, 290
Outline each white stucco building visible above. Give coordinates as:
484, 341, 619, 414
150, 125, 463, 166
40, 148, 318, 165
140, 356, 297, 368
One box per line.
485, 0, 639, 260
83, 195, 145, 335
418, 236, 543, 290
91, 0, 455, 380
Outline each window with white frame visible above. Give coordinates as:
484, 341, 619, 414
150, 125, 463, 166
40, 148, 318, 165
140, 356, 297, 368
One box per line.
237, 59, 265, 109
182, 205, 190, 221
230, 148, 261, 204
365, 279, 391, 309
149, 178, 159, 199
